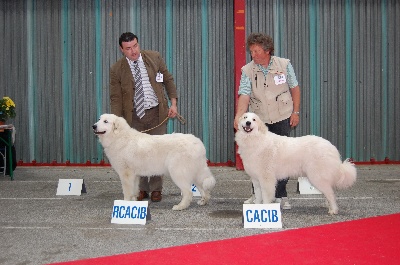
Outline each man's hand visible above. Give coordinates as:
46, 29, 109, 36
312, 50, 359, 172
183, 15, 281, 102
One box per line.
168, 105, 177, 118
168, 98, 178, 118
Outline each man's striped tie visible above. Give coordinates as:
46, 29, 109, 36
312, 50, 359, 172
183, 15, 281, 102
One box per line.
133, 61, 145, 118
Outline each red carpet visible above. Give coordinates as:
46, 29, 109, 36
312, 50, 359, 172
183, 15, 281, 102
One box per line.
52, 213, 400, 265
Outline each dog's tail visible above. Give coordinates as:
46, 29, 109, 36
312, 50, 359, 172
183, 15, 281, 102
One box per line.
336, 158, 357, 189
201, 167, 216, 192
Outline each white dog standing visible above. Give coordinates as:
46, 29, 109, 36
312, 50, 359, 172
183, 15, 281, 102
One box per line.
93, 114, 216, 210
235, 112, 357, 215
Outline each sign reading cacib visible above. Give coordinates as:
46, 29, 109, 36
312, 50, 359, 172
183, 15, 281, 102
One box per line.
243, 203, 282, 228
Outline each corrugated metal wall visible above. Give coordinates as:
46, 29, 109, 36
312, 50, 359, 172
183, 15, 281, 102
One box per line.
0, 0, 399, 164
0, 0, 235, 164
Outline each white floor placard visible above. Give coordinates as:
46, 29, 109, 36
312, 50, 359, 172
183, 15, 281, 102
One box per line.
56, 179, 85, 196
243, 203, 282, 229
298, 177, 322, 194
191, 184, 201, 197
111, 200, 149, 225
182, 184, 201, 197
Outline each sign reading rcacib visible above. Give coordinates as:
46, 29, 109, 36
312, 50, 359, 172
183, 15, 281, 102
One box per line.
111, 200, 149, 225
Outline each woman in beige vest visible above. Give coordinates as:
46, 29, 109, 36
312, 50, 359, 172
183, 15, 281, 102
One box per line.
234, 33, 301, 209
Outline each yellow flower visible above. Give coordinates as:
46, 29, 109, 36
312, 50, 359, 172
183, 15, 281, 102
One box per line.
4, 97, 15, 107
0, 96, 16, 120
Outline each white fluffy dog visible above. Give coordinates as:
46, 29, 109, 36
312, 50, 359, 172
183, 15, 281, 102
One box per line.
235, 112, 357, 215
92, 114, 216, 210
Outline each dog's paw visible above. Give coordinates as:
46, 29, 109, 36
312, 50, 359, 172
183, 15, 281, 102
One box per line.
328, 208, 338, 215
124, 196, 137, 201
172, 204, 186, 210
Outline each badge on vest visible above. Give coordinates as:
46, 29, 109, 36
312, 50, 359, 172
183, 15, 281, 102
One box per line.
274, 74, 286, 85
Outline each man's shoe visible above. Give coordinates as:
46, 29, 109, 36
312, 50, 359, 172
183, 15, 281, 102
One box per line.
244, 194, 255, 204
151, 191, 162, 202
137, 191, 149, 201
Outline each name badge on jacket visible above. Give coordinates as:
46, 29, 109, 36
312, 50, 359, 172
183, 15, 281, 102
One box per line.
156, 72, 163, 82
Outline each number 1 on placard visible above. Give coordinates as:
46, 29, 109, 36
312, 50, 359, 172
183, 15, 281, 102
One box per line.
68, 183, 72, 191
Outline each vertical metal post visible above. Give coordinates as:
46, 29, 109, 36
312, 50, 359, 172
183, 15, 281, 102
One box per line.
62, 0, 72, 162
201, 0, 210, 158
234, 0, 246, 170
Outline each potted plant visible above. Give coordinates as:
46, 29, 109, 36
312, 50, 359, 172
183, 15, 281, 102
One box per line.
0, 96, 16, 124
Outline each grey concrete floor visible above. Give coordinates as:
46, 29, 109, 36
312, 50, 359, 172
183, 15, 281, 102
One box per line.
0, 165, 399, 265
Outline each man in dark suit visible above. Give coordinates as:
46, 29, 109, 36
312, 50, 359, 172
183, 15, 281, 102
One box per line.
110, 32, 178, 202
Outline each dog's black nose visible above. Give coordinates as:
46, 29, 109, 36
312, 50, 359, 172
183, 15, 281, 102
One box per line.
246, 121, 251, 126
92, 125, 97, 130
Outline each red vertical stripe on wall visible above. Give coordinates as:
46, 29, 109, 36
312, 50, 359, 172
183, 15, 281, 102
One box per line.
234, 0, 246, 170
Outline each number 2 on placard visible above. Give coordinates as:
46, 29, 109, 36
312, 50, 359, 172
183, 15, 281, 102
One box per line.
68, 183, 72, 191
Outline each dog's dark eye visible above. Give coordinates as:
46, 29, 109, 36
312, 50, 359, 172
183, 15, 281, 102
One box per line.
104, 120, 108, 123
253, 118, 256, 121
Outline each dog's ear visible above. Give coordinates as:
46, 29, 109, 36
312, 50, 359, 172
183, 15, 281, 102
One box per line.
112, 117, 121, 134
255, 115, 268, 134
